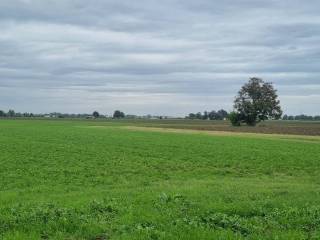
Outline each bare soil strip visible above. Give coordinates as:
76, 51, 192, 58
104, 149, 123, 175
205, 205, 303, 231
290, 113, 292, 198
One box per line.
122, 126, 320, 142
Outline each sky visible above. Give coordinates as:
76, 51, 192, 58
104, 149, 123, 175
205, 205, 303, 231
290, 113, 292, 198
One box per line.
0, 0, 320, 116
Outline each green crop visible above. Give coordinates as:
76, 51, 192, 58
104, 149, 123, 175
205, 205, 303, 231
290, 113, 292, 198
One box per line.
0, 119, 319, 239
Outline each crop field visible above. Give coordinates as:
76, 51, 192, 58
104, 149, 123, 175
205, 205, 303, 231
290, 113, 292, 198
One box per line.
101, 118, 320, 136
1, 119, 320, 239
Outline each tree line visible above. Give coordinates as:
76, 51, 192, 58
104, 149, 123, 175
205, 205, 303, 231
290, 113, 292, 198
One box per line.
0, 110, 170, 120
186, 109, 229, 120
0, 110, 38, 118
0, 110, 127, 119
282, 114, 320, 121
92, 110, 125, 119
1, 78, 318, 125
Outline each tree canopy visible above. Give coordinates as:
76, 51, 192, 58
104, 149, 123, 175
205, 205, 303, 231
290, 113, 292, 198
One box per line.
232, 78, 282, 126
92, 111, 100, 118
187, 109, 229, 120
113, 110, 125, 119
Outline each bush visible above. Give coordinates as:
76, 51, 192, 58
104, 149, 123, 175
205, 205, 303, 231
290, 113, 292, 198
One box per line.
229, 112, 241, 126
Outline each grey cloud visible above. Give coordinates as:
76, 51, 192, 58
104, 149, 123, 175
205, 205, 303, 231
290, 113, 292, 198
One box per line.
0, 0, 319, 115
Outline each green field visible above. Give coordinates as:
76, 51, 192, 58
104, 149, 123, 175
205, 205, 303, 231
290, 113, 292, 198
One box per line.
1, 119, 320, 239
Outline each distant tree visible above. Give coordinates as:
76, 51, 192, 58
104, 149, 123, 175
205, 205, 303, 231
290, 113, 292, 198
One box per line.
195, 112, 202, 119
187, 109, 229, 120
0, 110, 5, 117
202, 111, 209, 120
283, 114, 319, 121
188, 113, 196, 119
217, 109, 228, 120
233, 78, 282, 126
208, 110, 217, 120
92, 111, 100, 118
113, 110, 125, 118
8, 109, 15, 117
295, 114, 314, 121
207, 109, 229, 120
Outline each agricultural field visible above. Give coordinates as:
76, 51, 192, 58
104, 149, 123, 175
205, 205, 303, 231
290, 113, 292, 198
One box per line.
102, 118, 320, 136
0, 119, 320, 239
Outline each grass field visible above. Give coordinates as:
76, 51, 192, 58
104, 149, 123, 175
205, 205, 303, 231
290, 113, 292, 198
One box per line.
1, 119, 320, 239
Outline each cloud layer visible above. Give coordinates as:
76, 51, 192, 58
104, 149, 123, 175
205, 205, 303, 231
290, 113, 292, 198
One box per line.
0, 0, 319, 115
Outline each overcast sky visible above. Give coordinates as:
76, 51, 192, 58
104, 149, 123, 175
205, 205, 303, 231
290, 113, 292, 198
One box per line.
0, 0, 319, 116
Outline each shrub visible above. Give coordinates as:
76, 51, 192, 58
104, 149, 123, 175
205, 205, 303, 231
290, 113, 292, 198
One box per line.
229, 112, 241, 126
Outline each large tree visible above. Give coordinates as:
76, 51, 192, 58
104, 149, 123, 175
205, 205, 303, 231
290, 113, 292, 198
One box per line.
233, 77, 282, 126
